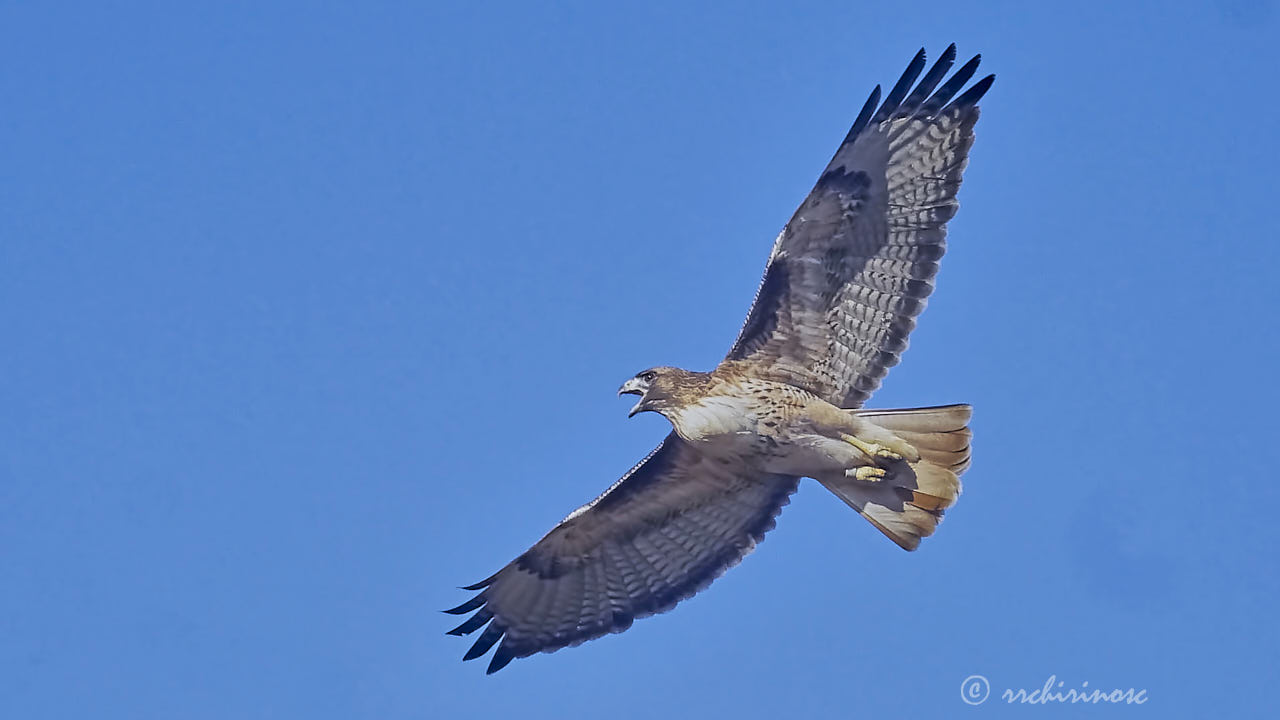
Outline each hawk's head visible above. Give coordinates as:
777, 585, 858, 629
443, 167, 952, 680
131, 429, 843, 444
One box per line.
618, 366, 706, 419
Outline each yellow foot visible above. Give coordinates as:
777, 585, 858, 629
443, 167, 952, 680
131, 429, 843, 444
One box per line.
838, 433, 905, 462
847, 466, 887, 482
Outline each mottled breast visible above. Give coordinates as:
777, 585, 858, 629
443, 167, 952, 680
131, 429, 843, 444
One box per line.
667, 385, 785, 460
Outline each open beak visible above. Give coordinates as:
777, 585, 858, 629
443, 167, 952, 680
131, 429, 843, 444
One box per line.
618, 378, 645, 417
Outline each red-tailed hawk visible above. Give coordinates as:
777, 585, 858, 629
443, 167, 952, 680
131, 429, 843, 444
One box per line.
447, 45, 992, 673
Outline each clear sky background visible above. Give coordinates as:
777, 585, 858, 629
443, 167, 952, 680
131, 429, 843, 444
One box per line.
3, 1, 1278, 718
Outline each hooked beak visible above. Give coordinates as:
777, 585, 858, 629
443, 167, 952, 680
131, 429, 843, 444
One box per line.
618, 378, 645, 418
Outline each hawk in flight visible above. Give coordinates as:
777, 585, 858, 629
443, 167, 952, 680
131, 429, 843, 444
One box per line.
447, 45, 992, 673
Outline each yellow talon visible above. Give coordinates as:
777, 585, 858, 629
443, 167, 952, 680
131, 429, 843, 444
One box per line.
838, 433, 903, 462
852, 467, 887, 482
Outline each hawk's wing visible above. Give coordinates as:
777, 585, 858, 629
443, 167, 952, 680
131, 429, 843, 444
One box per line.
725, 45, 993, 408
446, 434, 799, 673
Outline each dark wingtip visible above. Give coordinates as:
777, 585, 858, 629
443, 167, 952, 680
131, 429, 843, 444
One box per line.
872, 48, 928, 123
443, 593, 487, 615
486, 645, 516, 674
919, 52, 982, 115
947, 73, 995, 110
447, 609, 493, 637
899, 44, 958, 115
955, 53, 982, 80
939, 44, 959, 70
844, 84, 881, 143
461, 571, 500, 591
462, 623, 505, 662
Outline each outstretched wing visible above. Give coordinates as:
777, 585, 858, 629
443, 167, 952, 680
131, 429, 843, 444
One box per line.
445, 434, 799, 673
725, 45, 993, 408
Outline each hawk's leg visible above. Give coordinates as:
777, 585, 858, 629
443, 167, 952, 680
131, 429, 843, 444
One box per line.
837, 433, 912, 463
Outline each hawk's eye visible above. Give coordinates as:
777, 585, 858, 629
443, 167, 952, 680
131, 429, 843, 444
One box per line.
641, 371, 656, 383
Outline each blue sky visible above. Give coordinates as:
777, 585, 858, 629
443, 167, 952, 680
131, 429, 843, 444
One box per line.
2, 1, 1278, 717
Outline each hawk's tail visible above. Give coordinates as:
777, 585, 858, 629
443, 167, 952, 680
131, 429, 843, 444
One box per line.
818, 404, 971, 551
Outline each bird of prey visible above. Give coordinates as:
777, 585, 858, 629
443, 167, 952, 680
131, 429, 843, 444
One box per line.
447, 45, 992, 674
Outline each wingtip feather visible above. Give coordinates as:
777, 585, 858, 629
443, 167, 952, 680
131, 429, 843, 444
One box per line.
443, 593, 487, 615
463, 624, 505, 662
915, 53, 981, 114
447, 609, 494, 637
947, 73, 995, 110
461, 571, 500, 591
873, 48, 928, 123
486, 646, 516, 674
845, 85, 882, 142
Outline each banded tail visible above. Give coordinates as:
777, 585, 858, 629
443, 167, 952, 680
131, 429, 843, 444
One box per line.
819, 404, 972, 550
